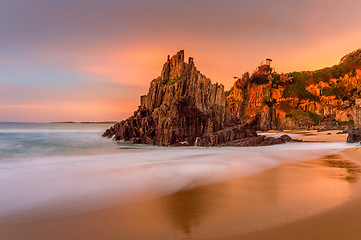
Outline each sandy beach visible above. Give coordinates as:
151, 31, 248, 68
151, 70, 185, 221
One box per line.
0, 130, 360, 240
227, 147, 361, 240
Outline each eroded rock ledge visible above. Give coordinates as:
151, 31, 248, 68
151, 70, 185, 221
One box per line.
103, 50, 294, 146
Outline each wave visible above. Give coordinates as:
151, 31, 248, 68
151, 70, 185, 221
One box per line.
0, 142, 358, 223
258, 132, 303, 138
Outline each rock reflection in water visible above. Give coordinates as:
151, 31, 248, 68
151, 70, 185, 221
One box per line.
161, 187, 212, 237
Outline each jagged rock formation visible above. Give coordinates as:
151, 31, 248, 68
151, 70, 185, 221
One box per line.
227, 49, 361, 130
104, 50, 231, 146
103, 50, 295, 146
104, 49, 361, 146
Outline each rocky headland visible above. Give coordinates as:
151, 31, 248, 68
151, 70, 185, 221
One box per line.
104, 49, 361, 146
227, 49, 361, 131
103, 50, 297, 146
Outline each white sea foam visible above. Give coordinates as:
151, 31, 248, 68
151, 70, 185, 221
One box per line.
258, 132, 303, 138
0, 142, 358, 223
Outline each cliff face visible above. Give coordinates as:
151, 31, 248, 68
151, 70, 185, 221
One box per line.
227, 49, 361, 130
103, 50, 230, 146
104, 49, 361, 146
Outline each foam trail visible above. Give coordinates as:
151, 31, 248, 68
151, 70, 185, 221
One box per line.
0, 142, 357, 223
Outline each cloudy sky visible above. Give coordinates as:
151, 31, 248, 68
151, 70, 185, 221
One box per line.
1, 0, 361, 122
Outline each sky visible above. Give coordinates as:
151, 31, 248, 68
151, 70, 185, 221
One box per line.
1, 0, 361, 122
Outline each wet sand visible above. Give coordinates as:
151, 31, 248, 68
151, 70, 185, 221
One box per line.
227, 147, 361, 240
1, 144, 360, 240
264, 129, 349, 142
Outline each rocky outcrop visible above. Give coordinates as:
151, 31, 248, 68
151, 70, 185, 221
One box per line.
104, 49, 361, 146
103, 50, 232, 146
226, 49, 361, 130
196, 125, 297, 147
347, 127, 361, 143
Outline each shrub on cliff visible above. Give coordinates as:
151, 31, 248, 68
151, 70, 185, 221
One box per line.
340, 49, 361, 64
168, 76, 180, 85
251, 74, 269, 85
225, 90, 232, 97
322, 87, 335, 96
308, 111, 322, 123
282, 75, 319, 102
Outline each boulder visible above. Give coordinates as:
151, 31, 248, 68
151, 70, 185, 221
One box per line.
346, 127, 361, 143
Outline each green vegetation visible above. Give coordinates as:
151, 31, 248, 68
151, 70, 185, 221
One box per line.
282, 73, 320, 101
308, 111, 322, 123
168, 76, 180, 85
339, 120, 354, 126
252, 74, 269, 85
282, 50, 361, 101
272, 73, 281, 85
283, 109, 322, 123
242, 114, 250, 120
322, 87, 335, 96
311, 70, 330, 82
333, 86, 348, 100
285, 109, 308, 121
340, 49, 361, 64
225, 90, 232, 97
348, 56, 361, 64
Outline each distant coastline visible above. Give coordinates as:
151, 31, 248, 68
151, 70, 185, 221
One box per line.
51, 121, 118, 124
0, 121, 117, 124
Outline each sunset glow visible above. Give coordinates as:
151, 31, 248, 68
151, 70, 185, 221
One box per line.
1, 0, 361, 122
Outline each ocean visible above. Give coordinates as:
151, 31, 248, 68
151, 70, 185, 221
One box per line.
0, 122, 357, 223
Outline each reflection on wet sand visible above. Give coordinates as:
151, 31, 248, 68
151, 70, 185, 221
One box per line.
154, 153, 361, 239
0, 153, 360, 240
161, 187, 211, 237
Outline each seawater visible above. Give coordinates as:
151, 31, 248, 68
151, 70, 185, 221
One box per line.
0, 122, 358, 223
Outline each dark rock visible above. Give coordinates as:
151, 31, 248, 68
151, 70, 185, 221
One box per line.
327, 133, 332, 135
346, 127, 361, 143
279, 135, 292, 142
103, 50, 308, 147
337, 128, 352, 135
103, 50, 231, 146
222, 135, 286, 147
194, 125, 257, 147
279, 134, 302, 142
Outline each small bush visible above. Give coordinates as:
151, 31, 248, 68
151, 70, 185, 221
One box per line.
272, 73, 281, 85
333, 86, 348, 100
242, 114, 250, 120
308, 111, 322, 123
282, 73, 320, 101
252, 74, 269, 85
168, 76, 180, 85
322, 87, 335, 96
340, 120, 354, 126
225, 90, 232, 97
